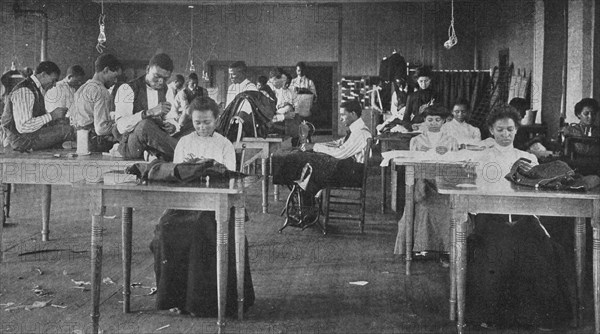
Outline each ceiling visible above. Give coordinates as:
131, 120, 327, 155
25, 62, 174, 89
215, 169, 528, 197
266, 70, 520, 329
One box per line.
95, 0, 458, 4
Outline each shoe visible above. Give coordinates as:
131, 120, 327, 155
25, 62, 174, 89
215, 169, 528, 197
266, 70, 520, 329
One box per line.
62, 141, 77, 149
480, 322, 496, 329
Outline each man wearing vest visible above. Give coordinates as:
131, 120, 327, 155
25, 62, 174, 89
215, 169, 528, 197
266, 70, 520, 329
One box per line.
2, 61, 74, 152
114, 53, 180, 161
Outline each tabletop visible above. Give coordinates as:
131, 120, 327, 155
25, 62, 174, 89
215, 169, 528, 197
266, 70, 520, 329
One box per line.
0, 149, 137, 163
437, 177, 600, 199
241, 136, 286, 143
73, 177, 248, 194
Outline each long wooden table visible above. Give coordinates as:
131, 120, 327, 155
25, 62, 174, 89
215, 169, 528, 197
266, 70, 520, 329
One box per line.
233, 136, 289, 213
0, 150, 254, 334
0, 150, 140, 249
437, 178, 600, 334
77, 179, 248, 334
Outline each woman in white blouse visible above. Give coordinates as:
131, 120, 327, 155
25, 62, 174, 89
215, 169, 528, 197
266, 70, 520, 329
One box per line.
466, 105, 574, 330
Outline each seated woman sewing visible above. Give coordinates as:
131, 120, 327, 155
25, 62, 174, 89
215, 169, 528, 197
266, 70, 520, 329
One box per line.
466, 105, 575, 330
149, 97, 254, 317
394, 105, 458, 264
562, 97, 599, 156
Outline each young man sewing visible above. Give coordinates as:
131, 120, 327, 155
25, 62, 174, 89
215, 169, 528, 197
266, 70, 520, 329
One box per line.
114, 53, 180, 161
2, 61, 74, 151
303, 100, 372, 163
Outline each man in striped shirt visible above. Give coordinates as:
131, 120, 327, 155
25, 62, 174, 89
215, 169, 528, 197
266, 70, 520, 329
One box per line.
1, 61, 74, 152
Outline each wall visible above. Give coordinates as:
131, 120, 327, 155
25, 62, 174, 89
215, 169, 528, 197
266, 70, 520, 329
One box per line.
1, 1, 484, 79
0, 0, 536, 134
476, 0, 535, 71
0, 0, 100, 76
341, 1, 478, 76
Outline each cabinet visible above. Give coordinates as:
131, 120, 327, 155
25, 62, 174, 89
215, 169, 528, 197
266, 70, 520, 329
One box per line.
338, 76, 370, 135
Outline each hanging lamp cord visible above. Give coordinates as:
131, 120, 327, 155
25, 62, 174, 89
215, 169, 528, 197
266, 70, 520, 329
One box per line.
448, 0, 458, 46
96, 0, 106, 53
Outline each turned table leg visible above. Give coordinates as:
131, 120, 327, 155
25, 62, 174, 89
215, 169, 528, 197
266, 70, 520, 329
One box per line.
41, 185, 51, 241
404, 166, 414, 276
122, 207, 133, 313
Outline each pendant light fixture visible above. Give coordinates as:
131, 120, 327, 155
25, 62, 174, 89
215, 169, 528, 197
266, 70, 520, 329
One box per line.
188, 6, 195, 72
96, 0, 106, 53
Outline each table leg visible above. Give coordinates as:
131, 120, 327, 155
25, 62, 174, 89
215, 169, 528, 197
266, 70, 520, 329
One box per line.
391, 161, 398, 212
0, 183, 4, 262
261, 158, 268, 213
234, 206, 245, 320
592, 199, 600, 334
575, 217, 586, 326
452, 195, 467, 334
404, 165, 414, 276
89, 190, 105, 334
122, 207, 133, 313
4, 184, 10, 218
449, 216, 456, 321
41, 185, 51, 241
271, 153, 279, 202
215, 197, 229, 333
381, 166, 386, 214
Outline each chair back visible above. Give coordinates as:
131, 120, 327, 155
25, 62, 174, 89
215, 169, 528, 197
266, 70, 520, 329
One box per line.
230, 116, 244, 143
562, 136, 600, 176
360, 137, 374, 189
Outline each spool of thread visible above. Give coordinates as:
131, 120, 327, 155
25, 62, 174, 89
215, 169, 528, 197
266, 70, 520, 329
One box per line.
76, 129, 90, 155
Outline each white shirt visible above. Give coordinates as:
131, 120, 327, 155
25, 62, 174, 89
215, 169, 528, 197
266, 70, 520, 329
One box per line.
167, 89, 191, 122
165, 81, 182, 105
173, 131, 236, 171
275, 87, 298, 110
44, 78, 76, 115
226, 79, 257, 114
313, 118, 372, 163
72, 78, 114, 136
114, 82, 160, 134
290, 76, 316, 97
441, 119, 482, 145
10, 75, 52, 134
473, 143, 538, 182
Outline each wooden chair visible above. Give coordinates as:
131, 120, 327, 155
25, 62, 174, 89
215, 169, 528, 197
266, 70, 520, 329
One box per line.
562, 136, 600, 176
322, 138, 373, 233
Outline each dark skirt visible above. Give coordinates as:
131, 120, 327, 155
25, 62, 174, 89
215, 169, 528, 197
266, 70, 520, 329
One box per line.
149, 208, 255, 317
466, 214, 576, 329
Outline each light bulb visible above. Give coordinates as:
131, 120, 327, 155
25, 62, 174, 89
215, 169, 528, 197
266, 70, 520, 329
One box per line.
98, 24, 106, 44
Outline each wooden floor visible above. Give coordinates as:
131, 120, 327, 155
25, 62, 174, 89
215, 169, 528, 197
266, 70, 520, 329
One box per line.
0, 168, 596, 334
